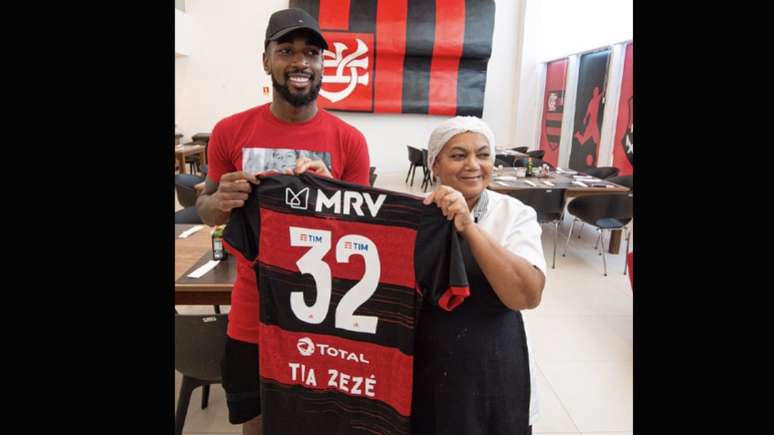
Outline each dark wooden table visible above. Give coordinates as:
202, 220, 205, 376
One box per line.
488, 168, 630, 253
175, 224, 235, 305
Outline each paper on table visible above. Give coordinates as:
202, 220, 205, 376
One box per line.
187, 260, 221, 279
572, 181, 589, 187
178, 225, 204, 239
542, 180, 554, 186
523, 180, 537, 187
494, 175, 519, 182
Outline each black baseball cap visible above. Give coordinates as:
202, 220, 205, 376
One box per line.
265, 8, 328, 50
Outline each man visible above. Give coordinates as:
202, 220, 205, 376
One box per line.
195, 8, 371, 434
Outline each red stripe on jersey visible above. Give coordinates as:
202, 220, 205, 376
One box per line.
223, 239, 255, 265
258, 208, 418, 289
319, 0, 350, 30
437, 286, 470, 311
428, 0, 466, 115
259, 323, 413, 417
546, 127, 562, 136
374, 0, 408, 113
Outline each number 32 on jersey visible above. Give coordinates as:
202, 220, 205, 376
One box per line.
289, 226, 380, 334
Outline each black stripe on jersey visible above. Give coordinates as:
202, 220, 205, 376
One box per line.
261, 379, 410, 435
456, 0, 495, 117
401, 0, 435, 114
288, 0, 320, 21
259, 264, 420, 356
348, 0, 377, 33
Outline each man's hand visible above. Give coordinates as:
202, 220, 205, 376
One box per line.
289, 156, 333, 178
422, 185, 475, 233
211, 171, 259, 213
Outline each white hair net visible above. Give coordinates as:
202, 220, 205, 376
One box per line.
426, 116, 496, 176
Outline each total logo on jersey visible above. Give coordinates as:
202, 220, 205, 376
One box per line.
296, 337, 371, 364
286, 187, 386, 218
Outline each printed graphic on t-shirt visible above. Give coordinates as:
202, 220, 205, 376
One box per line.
242, 148, 332, 175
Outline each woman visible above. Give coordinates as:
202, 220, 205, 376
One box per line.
412, 116, 547, 435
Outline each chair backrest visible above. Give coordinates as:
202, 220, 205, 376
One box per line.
607, 175, 632, 190
191, 133, 211, 145
175, 313, 228, 381
507, 188, 566, 222
526, 150, 545, 159
369, 166, 377, 186
568, 192, 633, 226
407, 146, 424, 165
512, 158, 554, 170
585, 166, 620, 179
512, 146, 529, 153
420, 149, 429, 168
175, 174, 203, 207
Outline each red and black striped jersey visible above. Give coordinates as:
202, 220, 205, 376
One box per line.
224, 173, 470, 435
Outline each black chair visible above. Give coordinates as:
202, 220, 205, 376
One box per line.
175, 313, 228, 435
420, 148, 433, 192
526, 150, 545, 160
185, 133, 211, 174
513, 158, 555, 170
369, 166, 377, 186
562, 192, 633, 276
175, 174, 205, 208
507, 188, 567, 269
175, 206, 203, 224
495, 154, 516, 167
607, 174, 632, 189
200, 163, 209, 180
512, 146, 529, 153
406, 146, 428, 187
585, 166, 620, 179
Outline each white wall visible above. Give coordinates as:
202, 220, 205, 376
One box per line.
175, 0, 524, 172
514, 0, 632, 155
175, 8, 192, 56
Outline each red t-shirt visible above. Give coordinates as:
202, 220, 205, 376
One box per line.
207, 103, 370, 343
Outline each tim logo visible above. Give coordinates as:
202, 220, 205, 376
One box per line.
319, 32, 374, 111
297, 337, 315, 356
299, 233, 323, 243
343, 241, 369, 252
285, 187, 310, 210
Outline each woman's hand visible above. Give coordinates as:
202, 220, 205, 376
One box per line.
422, 185, 475, 233
289, 156, 333, 178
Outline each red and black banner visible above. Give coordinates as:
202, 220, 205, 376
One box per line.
538, 58, 569, 167
290, 0, 496, 116
613, 42, 633, 176
569, 48, 611, 171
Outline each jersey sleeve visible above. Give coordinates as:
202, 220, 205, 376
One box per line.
339, 127, 370, 186
222, 191, 261, 263
206, 118, 235, 185
414, 205, 470, 311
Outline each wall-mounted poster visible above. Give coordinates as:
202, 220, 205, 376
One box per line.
569, 48, 611, 171
538, 58, 568, 166
612, 42, 633, 176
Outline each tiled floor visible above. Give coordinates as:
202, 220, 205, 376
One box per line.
175, 170, 633, 434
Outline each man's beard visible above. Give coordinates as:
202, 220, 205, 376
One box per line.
272, 72, 322, 107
